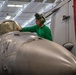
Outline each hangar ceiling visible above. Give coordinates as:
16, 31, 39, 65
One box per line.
0, 0, 55, 27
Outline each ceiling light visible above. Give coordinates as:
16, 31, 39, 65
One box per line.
16, 5, 23, 7
5, 16, 11, 20
12, 4, 28, 20
7, 4, 23, 7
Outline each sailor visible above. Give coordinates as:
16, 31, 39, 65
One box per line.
17, 13, 53, 41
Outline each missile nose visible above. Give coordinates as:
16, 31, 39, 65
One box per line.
16, 40, 76, 75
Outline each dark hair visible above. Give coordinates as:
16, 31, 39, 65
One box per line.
35, 13, 46, 24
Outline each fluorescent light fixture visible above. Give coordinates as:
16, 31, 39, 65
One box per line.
5, 16, 11, 19
15, 5, 23, 7
12, 0, 35, 20
12, 4, 28, 20
7, 4, 23, 7
8, 5, 15, 7
12, 0, 34, 20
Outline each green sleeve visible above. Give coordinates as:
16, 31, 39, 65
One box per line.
45, 29, 53, 41
20, 25, 36, 32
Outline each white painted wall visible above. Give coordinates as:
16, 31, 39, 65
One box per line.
51, 0, 76, 56
51, 1, 69, 45
68, 0, 76, 55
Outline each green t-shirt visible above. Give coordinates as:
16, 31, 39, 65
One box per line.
20, 25, 52, 41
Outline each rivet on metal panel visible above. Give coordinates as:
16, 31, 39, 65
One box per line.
2, 65, 8, 75
38, 37, 42, 40
14, 34, 20, 36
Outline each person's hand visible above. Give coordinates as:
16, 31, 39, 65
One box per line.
17, 26, 22, 31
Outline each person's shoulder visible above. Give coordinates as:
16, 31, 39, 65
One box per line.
44, 25, 50, 30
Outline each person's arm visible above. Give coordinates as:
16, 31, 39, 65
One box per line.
20, 25, 37, 32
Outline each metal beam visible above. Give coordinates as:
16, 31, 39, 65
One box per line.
35, 0, 43, 2
12, 0, 35, 20
8, 0, 31, 2
46, 0, 55, 3
0, 0, 8, 11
